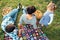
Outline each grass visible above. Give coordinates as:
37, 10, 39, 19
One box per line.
0, 0, 60, 40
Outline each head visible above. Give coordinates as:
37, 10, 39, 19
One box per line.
47, 1, 56, 11
34, 10, 42, 19
26, 6, 36, 14
2, 7, 12, 16
5, 24, 15, 33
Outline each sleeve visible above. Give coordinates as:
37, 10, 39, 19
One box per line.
48, 14, 54, 25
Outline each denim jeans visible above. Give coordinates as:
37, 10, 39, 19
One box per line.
6, 9, 19, 21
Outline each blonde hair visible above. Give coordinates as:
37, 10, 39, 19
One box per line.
2, 7, 12, 16
34, 10, 42, 19
47, 1, 56, 10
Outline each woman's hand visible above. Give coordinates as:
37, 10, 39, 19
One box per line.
18, 29, 22, 37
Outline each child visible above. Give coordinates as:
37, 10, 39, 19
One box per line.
39, 1, 56, 27
1, 3, 22, 40
18, 6, 37, 37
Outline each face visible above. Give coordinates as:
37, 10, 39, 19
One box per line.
47, 2, 56, 11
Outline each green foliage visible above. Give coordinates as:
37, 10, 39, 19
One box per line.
0, 0, 60, 40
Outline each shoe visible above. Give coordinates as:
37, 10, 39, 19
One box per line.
17, 3, 22, 10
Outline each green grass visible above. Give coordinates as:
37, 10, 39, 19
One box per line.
0, 0, 60, 40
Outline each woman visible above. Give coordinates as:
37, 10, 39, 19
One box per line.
18, 6, 37, 37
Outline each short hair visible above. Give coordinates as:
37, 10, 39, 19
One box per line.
5, 24, 15, 33
26, 6, 36, 14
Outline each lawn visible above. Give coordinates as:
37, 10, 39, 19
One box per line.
0, 0, 60, 40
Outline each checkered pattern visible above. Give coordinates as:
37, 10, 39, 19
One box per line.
4, 33, 13, 40
4, 28, 19, 40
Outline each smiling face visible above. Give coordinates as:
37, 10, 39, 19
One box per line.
2, 7, 12, 16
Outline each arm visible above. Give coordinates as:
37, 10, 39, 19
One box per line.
48, 14, 54, 25
18, 15, 24, 37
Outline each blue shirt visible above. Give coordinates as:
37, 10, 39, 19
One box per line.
39, 10, 54, 26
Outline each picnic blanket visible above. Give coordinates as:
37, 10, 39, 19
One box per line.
4, 24, 49, 40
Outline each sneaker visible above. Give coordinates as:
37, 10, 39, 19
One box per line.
17, 3, 22, 10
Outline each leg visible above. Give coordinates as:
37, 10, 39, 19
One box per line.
6, 9, 19, 17
7, 9, 19, 22
6, 3, 22, 21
